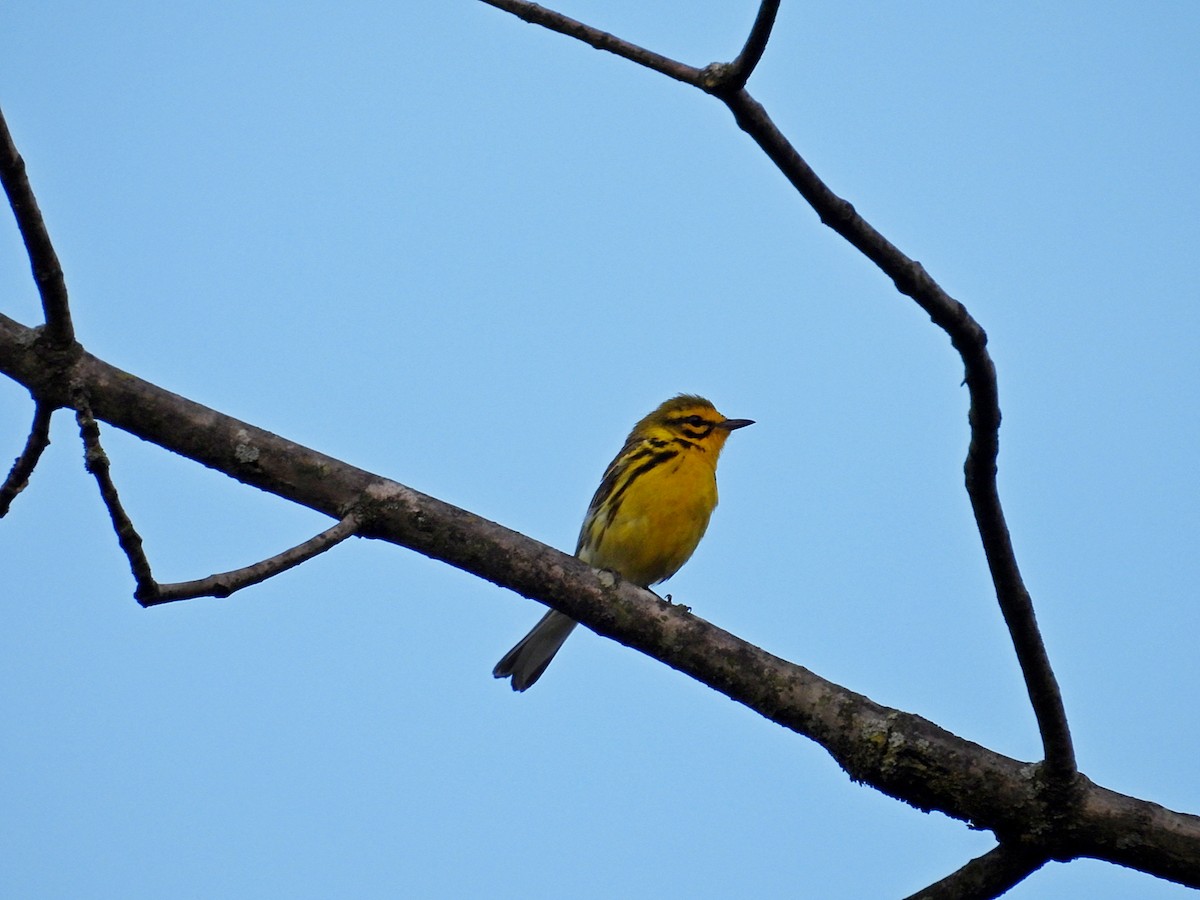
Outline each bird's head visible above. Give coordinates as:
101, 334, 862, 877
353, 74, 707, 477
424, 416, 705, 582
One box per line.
631, 394, 754, 455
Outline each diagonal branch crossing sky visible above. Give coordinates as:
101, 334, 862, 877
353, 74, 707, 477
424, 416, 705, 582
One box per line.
2, 4, 1198, 898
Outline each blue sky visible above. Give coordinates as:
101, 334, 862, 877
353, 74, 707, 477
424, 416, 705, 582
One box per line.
2, 3, 1198, 898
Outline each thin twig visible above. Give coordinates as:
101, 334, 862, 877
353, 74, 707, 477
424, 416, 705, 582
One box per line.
0, 106, 74, 346
0, 401, 53, 516
726, 0, 781, 88
478, 0, 702, 86
904, 843, 1049, 900
75, 393, 360, 606
479, 0, 1077, 782
75, 399, 157, 594
141, 513, 360, 606
719, 90, 1077, 779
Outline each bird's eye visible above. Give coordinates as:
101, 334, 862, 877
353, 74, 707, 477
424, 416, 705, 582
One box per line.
685, 415, 706, 427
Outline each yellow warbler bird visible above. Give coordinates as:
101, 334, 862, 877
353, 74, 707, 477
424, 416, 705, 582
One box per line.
493, 394, 753, 691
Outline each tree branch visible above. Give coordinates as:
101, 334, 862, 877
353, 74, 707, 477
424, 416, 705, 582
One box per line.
73, 393, 361, 606
0, 400, 53, 516
141, 513, 360, 606
478, 0, 703, 86
718, 89, 1077, 781
905, 843, 1049, 900
725, 0, 781, 89
74, 400, 157, 593
478, 0, 1077, 785
0, 107, 74, 346
0, 311, 1196, 887
2, 12, 1191, 892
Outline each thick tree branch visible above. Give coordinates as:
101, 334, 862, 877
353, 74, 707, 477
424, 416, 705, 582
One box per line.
905, 843, 1048, 900
478, 0, 1077, 785
0, 312, 1196, 888
0, 400, 53, 516
0, 108, 74, 346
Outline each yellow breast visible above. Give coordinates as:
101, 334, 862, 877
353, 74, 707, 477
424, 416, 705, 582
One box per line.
578, 447, 719, 587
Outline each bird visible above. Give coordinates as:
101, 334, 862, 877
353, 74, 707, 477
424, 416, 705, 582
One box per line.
493, 394, 753, 691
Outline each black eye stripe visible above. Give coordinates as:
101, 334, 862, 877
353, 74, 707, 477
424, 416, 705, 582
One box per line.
663, 413, 717, 442
666, 415, 716, 427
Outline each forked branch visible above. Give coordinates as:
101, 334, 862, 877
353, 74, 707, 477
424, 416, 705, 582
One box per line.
478, 0, 1075, 782
2, 309, 1200, 888
2, 311, 1195, 886
6, 9, 1189, 893
0, 106, 77, 518
73, 397, 359, 606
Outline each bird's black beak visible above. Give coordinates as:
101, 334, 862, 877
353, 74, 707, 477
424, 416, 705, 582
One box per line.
719, 418, 755, 431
